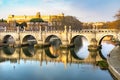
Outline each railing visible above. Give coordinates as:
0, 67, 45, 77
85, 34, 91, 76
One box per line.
0, 28, 118, 33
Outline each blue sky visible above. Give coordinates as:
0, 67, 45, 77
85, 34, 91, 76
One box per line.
0, 0, 120, 22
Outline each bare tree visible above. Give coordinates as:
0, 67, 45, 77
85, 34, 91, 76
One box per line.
115, 10, 120, 20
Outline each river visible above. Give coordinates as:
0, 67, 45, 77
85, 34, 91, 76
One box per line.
0, 38, 116, 80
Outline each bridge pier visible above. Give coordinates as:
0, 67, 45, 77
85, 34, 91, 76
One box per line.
88, 38, 100, 51
60, 26, 70, 48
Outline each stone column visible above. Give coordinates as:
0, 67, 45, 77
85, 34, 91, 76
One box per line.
38, 25, 43, 44
62, 25, 68, 46
17, 27, 19, 33
68, 26, 72, 43
4, 26, 6, 32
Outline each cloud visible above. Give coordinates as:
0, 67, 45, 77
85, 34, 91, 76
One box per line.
0, 0, 120, 22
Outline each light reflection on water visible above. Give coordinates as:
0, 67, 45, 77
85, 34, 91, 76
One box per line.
75, 38, 89, 59
0, 60, 113, 80
101, 41, 115, 58
0, 39, 115, 80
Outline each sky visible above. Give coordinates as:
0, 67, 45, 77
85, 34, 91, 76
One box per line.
0, 0, 120, 22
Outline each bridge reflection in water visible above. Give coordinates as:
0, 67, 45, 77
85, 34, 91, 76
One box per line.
0, 40, 114, 68
0, 38, 115, 80
0, 46, 102, 67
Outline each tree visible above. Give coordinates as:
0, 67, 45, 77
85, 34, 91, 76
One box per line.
15, 22, 27, 30
16, 22, 20, 27
51, 16, 83, 30
63, 16, 83, 30
115, 10, 120, 20
30, 18, 44, 22
104, 10, 120, 29
20, 22, 27, 28
112, 10, 120, 29
0, 19, 7, 22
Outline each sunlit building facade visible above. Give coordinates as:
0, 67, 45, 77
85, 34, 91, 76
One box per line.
7, 12, 64, 27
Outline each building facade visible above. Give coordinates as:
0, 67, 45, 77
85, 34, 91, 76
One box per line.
7, 12, 64, 30
7, 12, 64, 25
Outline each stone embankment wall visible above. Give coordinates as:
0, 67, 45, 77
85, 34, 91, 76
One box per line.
107, 46, 120, 80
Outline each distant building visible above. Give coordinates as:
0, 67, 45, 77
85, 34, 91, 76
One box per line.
7, 12, 64, 25
0, 22, 9, 31
7, 12, 64, 30
83, 22, 105, 29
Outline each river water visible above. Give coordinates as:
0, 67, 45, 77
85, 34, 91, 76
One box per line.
0, 38, 116, 80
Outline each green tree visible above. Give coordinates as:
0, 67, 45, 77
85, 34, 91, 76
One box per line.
15, 22, 27, 29
0, 19, 7, 22
16, 22, 20, 27
20, 22, 27, 28
30, 18, 44, 22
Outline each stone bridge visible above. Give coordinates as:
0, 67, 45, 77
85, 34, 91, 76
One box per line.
0, 28, 119, 46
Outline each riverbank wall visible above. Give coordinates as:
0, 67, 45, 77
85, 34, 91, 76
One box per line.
107, 46, 120, 80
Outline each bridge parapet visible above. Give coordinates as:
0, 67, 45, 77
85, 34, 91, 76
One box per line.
96, 29, 117, 33
45, 30, 64, 33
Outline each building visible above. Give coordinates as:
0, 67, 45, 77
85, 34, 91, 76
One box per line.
0, 21, 10, 31
7, 12, 64, 27
82, 22, 105, 29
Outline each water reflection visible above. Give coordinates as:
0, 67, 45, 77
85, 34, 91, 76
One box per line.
45, 36, 62, 57
0, 40, 115, 80
2, 46, 15, 55
71, 36, 89, 59
22, 45, 36, 57
0, 59, 114, 80
76, 38, 89, 59
44, 47, 59, 58
101, 41, 115, 58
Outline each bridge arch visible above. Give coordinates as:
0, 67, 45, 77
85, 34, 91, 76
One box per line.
99, 35, 114, 45
45, 35, 62, 58
45, 35, 62, 44
70, 35, 89, 60
99, 35, 115, 59
2, 35, 15, 44
71, 35, 88, 44
22, 35, 37, 45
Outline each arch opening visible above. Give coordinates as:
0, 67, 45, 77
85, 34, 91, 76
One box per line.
3, 35, 15, 45
22, 35, 37, 46
22, 35, 37, 57
70, 35, 89, 60
99, 35, 115, 59
45, 35, 62, 58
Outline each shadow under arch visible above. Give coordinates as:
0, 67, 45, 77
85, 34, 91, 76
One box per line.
70, 35, 89, 60
22, 35, 37, 45
22, 35, 37, 57
44, 35, 62, 58
3, 35, 15, 44
99, 35, 114, 59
